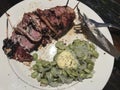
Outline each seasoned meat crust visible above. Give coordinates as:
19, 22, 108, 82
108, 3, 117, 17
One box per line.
3, 6, 75, 62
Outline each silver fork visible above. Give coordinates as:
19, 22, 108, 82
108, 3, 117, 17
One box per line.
87, 18, 120, 30
82, 13, 120, 60
75, 7, 120, 31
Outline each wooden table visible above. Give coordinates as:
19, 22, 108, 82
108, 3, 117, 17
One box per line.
0, 0, 120, 90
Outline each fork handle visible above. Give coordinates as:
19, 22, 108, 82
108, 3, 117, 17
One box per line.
110, 25, 120, 30
96, 23, 110, 27
96, 23, 120, 30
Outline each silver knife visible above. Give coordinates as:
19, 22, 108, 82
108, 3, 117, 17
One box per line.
77, 7, 120, 61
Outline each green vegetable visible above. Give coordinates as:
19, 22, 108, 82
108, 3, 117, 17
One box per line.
46, 72, 53, 82
33, 53, 38, 60
31, 39, 99, 87
84, 68, 91, 74
31, 71, 39, 78
49, 82, 61, 87
55, 50, 79, 69
37, 74, 42, 82
40, 79, 48, 86
51, 67, 58, 77
87, 64, 94, 71
50, 61, 57, 66
62, 70, 67, 77
64, 78, 73, 84
55, 41, 66, 50
32, 64, 38, 71
40, 60, 50, 67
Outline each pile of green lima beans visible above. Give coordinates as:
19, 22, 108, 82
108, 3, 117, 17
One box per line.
31, 39, 99, 87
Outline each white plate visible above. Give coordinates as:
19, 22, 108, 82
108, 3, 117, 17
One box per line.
0, 0, 114, 90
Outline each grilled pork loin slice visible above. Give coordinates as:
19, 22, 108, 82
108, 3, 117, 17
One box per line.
2, 38, 33, 62
3, 6, 75, 62
11, 31, 36, 51
14, 13, 43, 42
13, 46, 33, 62
36, 6, 75, 38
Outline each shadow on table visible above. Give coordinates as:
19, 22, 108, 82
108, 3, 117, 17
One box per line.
0, 0, 22, 17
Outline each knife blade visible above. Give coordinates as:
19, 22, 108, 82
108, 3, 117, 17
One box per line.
77, 7, 120, 60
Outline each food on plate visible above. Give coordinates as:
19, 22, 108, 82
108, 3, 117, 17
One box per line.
56, 50, 79, 69
3, 38, 33, 62
2, 6, 75, 62
2, 2, 99, 87
31, 39, 99, 87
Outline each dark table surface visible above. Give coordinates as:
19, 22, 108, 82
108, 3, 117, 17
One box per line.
0, 0, 120, 90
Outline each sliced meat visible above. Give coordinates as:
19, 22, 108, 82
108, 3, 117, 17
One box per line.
2, 38, 19, 58
11, 31, 35, 51
35, 9, 57, 34
3, 6, 76, 63
43, 6, 75, 38
2, 38, 33, 62
15, 13, 43, 42
13, 46, 33, 62
14, 26, 42, 42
